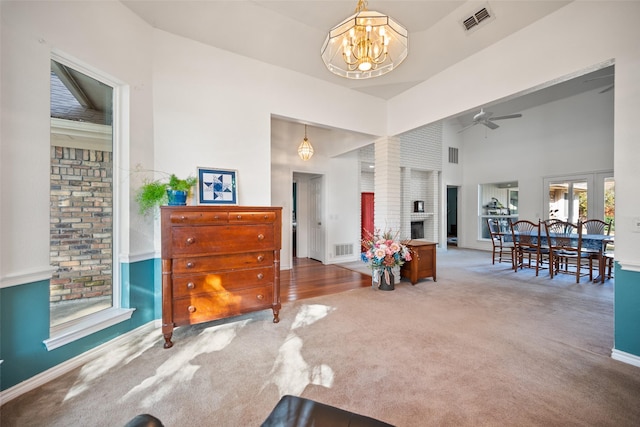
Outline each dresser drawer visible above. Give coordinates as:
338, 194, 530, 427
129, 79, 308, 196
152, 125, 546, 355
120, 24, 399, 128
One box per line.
172, 225, 275, 255
172, 252, 273, 274
169, 211, 229, 224
172, 267, 274, 297
172, 285, 273, 326
229, 211, 277, 223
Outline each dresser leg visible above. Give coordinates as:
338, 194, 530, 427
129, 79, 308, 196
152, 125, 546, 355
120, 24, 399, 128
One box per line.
163, 333, 173, 349
162, 323, 174, 348
272, 307, 280, 323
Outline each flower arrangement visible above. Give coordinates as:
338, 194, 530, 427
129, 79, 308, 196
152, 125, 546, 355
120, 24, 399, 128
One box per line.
361, 228, 412, 270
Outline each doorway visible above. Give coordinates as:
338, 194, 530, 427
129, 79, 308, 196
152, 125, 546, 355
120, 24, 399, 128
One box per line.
361, 192, 374, 252
292, 172, 325, 263
447, 186, 458, 246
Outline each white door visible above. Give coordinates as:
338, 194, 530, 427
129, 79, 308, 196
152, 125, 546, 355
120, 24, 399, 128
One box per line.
309, 175, 324, 262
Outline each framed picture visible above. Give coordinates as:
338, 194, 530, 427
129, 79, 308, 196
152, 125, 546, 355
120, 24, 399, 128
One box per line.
197, 167, 238, 205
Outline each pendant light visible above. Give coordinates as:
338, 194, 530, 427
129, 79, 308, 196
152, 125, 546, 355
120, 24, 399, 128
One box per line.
298, 125, 314, 161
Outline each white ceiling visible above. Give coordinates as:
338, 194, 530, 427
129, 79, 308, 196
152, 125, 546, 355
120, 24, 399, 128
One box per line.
120, 1, 614, 154
121, 0, 573, 100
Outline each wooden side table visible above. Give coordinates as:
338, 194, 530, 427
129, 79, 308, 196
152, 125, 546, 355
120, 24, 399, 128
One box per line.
401, 240, 437, 285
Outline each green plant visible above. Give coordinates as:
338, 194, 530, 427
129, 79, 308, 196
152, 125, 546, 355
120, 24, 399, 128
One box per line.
136, 173, 197, 215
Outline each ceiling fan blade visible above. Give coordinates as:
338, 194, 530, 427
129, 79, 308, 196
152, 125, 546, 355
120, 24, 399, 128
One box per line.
457, 122, 477, 133
490, 113, 522, 121
483, 120, 499, 130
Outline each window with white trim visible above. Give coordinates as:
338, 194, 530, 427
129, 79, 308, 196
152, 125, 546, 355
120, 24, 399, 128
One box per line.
46, 53, 132, 350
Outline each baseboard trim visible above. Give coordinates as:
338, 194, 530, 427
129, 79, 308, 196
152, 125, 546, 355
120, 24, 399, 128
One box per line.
611, 348, 640, 368
0, 321, 157, 405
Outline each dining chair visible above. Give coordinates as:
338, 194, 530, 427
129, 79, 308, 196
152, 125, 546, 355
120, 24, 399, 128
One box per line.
582, 219, 610, 235
603, 236, 615, 280
581, 219, 611, 283
487, 218, 515, 266
510, 220, 548, 275
543, 220, 593, 283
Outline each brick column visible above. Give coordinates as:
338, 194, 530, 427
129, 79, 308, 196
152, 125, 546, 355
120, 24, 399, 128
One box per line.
374, 137, 401, 233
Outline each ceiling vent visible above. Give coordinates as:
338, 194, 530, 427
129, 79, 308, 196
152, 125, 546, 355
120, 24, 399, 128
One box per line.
461, 5, 494, 32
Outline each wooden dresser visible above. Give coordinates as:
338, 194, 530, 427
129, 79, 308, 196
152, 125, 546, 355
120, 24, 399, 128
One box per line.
160, 206, 282, 348
400, 240, 437, 285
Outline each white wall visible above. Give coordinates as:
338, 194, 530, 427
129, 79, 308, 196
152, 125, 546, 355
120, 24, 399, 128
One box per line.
388, 1, 640, 268
1, 1, 637, 275
326, 152, 361, 263
271, 128, 361, 269
151, 30, 387, 259
0, 1, 155, 282
0, 1, 386, 280
455, 87, 613, 250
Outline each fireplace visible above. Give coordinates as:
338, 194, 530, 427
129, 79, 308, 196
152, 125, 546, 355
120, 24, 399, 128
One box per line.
411, 221, 424, 239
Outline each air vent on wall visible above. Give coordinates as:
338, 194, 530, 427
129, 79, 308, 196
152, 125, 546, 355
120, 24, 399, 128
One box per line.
448, 147, 459, 164
334, 243, 354, 257
461, 5, 494, 32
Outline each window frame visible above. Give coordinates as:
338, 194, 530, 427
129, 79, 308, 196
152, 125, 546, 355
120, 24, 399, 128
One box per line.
478, 181, 519, 240
45, 51, 133, 351
543, 171, 613, 224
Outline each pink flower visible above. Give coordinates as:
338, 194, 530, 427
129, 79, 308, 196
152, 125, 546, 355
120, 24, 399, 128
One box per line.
373, 247, 386, 259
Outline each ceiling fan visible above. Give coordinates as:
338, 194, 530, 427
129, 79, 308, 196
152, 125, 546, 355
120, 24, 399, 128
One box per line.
458, 108, 523, 133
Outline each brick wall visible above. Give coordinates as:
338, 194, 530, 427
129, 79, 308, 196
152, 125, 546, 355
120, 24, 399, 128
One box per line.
400, 123, 442, 243
359, 123, 443, 242
50, 146, 112, 303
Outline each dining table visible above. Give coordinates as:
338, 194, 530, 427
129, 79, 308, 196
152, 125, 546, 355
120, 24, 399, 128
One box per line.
507, 231, 612, 283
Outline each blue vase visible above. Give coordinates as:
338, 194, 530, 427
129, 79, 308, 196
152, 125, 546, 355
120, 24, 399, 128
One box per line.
167, 189, 187, 206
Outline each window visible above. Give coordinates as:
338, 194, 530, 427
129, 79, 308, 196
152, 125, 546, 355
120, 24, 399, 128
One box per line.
604, 177, 615, 233
46, 53, 132, 350
479, 181, 518, 239
544, 172, 613, 225
548, 181, 587, 222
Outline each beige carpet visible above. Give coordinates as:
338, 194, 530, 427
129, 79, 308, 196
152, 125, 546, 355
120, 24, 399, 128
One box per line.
3, 249, 640, 427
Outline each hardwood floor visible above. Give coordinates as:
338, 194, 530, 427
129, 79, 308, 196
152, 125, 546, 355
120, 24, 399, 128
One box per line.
280, 257, 371, 302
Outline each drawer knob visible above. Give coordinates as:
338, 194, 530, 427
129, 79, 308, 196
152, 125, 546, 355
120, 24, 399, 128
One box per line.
180, 215, 187, 221
186, 237, 195, 245
257, 273, 264, 280
257, 234, 264, 240
188, 305, 196, 313
187, 282, 195, 289
263, 215, 268, 219
257, 294, 264, 300
214, 215, 219, 220
237, 215, 242, 220
186, 262, 195, 269
257, 255, 264, 262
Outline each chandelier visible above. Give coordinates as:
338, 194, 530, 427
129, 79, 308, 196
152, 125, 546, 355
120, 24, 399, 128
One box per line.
321, 0, 408, 79
298, 125, 314, 161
